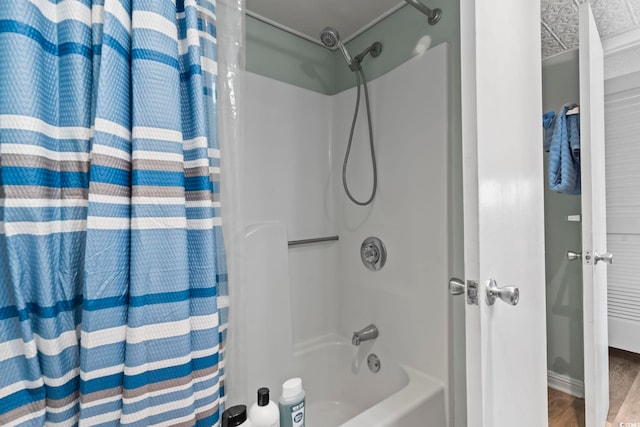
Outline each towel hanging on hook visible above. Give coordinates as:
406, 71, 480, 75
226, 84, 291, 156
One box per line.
547, 103, 581, 195
566, 106, 580, 116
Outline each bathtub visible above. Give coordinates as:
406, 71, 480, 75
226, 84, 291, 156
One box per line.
291, 336, 447, 427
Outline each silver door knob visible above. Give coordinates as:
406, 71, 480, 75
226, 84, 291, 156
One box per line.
449, 278, 465, 296
594, 251, 613, 264
486, 278, 519, 306
567, 251, 582, 261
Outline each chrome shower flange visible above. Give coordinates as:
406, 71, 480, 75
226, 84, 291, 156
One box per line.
370, 42, 382, 57
361, 237, 387, 271
428, 8, 442, 25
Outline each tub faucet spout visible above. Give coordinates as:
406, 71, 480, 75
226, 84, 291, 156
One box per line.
352, 324, 378, 346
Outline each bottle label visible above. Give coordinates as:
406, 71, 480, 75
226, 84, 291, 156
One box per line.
290, 400, 305, 427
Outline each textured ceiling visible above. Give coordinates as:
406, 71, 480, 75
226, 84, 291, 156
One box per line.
542, 0, 640, 57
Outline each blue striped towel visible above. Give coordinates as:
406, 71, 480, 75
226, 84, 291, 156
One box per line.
548, 104, 581, 195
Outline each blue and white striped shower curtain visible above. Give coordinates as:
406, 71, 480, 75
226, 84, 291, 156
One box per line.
0, 0, 228, 425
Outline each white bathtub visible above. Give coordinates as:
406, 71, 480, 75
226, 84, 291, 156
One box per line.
292, 336, 447, 427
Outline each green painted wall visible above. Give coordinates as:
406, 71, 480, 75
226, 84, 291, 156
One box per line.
542, 49, 584, 383
246, 15, 335, 94
246, 3, 461, 97
336, 4, 460, 93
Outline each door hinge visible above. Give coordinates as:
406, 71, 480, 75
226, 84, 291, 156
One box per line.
467, 280, 479, 305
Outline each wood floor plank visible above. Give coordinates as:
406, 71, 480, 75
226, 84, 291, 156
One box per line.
548, 388, 585, 427
609, 347, 640, 422
548, 348, 640, 426
613, 371, 640, 426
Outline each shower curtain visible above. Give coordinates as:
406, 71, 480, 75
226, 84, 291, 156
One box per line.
0, 0, 231, 425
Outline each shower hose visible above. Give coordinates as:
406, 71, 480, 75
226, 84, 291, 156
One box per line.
343, 67, 377, 206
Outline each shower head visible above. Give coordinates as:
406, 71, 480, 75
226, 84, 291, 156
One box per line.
320, 27, 355, 69
319, 27, 340, 48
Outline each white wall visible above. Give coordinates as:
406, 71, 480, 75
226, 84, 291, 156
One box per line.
245, 72, 338, 344
331, 44, 451, 389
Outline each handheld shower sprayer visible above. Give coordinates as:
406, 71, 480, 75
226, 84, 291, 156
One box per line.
320, 27, 357, 70
319, 27, 382, 71
319, 27, 383, 206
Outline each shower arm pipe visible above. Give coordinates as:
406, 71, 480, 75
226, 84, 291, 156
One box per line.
404, 0, 442, 25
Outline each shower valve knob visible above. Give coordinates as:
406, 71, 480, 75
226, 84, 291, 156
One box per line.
361, 237, 386, 271
363, 244, 380, 263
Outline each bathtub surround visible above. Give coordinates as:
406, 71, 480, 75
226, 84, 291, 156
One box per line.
332, 43, 450, 408
244, 223, 297, 398
245, 4, 464, 425
244, 42, 450, 425
335, 9, 465, 427
244, 77, 336, 347
332, 5, 465, 426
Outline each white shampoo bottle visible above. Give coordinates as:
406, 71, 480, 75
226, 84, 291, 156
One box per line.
248, 388, 280, 427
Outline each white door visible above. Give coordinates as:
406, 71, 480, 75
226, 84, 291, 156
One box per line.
460, 0, 548, 426
579, 3, 610, 426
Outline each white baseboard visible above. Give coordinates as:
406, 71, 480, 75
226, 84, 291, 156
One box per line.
547, 370, 584, 398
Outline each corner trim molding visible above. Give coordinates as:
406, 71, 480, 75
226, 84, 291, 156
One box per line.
548, 370, 585, 398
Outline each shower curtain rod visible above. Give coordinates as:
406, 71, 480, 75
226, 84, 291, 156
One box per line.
404, 0, 442, 25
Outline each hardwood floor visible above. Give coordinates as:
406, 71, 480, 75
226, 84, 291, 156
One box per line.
548, 347, 640, 427
548, 387, 585, 427
608, 347, 640, 426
